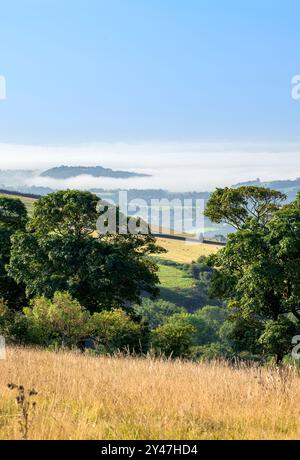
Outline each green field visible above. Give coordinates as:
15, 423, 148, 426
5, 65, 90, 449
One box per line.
158, 262, 194, 289
157, 261, 209, 310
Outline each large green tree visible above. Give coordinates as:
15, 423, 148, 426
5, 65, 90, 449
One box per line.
8, 190, 163, 312
0, 196, 28, 308
205, 186, 286, 229
205, 186, 300, 362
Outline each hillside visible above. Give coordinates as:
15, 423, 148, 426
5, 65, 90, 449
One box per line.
40, 165, 150, 179
234, 177, 300, 202
1, 347, 299, 440
0, 191, 36, 214
0, 190, 222, 257
156, 236, 220, 263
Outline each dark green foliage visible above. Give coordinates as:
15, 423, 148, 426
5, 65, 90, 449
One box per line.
28, 190, 100, 237
8, 190, 162, 312
258, 317, 296, 364
90, 309, 144, 353
220, 313, 264, 355
151, 320, 197, 358
0, 196, 28, 308
134, 298, 185, 329
0, 196, 28, 231
206, 187, 300, 361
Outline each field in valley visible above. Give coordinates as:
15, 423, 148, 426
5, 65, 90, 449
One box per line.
0, 347, 300, 440
156, 237, 220, 263
157, 262, 202, 308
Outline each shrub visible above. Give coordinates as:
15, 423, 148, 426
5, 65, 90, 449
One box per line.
164, 312, 218, 346
0, 299, 12, 335
133, 299, 185, 329
191, 342, 232, 361
151, 321, 196, 358
220, 315, 264, 355
90, 309, 143, 353
23, 292, 91, 346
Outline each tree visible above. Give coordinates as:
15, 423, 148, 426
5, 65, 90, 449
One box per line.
219, 313, 264, 355
167, 312, 219, 345
28, 190, 99, 237
0, 196, 28, 308
151, 321, 196, 358
133, 299, 185, 329
90, 309, 144, 353
258, 317, 296, 364
205, 186, 285, 229
206, 187, 300, 362
8, 190, 163, 312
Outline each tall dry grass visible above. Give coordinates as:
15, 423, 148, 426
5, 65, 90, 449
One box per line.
0, 347, 300, 440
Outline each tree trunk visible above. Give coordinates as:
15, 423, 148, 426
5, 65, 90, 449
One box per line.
275, 352, 283, 365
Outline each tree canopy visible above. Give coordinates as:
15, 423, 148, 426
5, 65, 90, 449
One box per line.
205, 186, 286, 229
206, 187, 300, 362
8, 190, 163, 312
0, 196, 28, 308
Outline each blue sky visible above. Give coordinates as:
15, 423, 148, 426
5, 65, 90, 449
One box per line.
1, 0, 300, 145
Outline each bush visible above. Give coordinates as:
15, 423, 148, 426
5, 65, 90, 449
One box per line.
151, 321, 196, 358
258, 317, 296, 363
23, 292, 91, 346
90, 309, 144, 353
190, 342, 232, 361
134, 299, 185, 329
0, 299, 12, 335
220, 315, 264, 354
164, 312, 219, 346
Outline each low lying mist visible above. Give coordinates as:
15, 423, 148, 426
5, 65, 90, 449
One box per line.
1, 142, 300, 192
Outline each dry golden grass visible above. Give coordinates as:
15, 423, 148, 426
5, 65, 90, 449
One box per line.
1, 347, 300, 440
156, 237, 220, 263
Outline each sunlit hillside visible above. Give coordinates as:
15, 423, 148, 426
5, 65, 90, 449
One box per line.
156, 237, 220, 263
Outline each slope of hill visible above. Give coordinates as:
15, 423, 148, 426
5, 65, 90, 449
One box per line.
156, 236, 220, 263
40, 165, 150, 179
234, 177, 300, 202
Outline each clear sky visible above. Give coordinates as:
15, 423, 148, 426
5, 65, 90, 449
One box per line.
1, 0, 300, 145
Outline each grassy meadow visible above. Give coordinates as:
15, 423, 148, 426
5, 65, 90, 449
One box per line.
1, 347, 300, 440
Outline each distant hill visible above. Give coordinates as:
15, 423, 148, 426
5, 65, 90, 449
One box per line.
40, 165, 150, 179
233, 177, 300, 202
